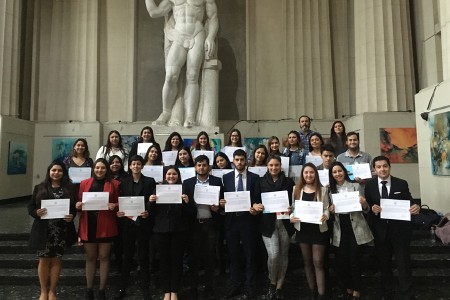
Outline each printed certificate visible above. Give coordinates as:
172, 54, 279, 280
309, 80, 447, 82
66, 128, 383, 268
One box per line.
118, 196, 145, 217
156, 185, 182, 204
332, 191, 361, 213
162, 151, 178, 166
294, 200, 323, 224
352, 163, 372, 179
280, 157, 290, 176
318, 170, 329, 186
224, 191, 251, 213
192, 150, 214, 165
82, 192, 109, 211
248, 166, 267, 178
380, 198, 411, 221
211, 169, 233, 179
179, 167, 196, 182
194, 185, 221, 206
68, 167, 91, 184
142, 165, 163, 182
305, 155, 323, 167
261, 190, 290, 213
41, 199, 70, 219
137, 143, 153, 158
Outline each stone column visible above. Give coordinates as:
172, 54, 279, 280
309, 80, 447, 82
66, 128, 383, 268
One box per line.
440, 0, 450, 80
0, 0, 21, 116
354, 0, 415, 113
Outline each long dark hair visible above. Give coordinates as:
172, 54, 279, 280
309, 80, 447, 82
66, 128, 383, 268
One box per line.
213, 152, 232, 169
164, 132, 184, 151
102, 156, 118, 180
163, 165, 182, 184
329, 121, 347, 146
195, 131, 212, 150
286, 130, 303, 149
267, 136, 281, 155
328, 161, 351, 194
104, 130, 127, 158
70, 138, 90, 158
308, 132, 324, 152
294, 162, 322, 200
144, 143, 163, 165
227, 129, 243, 147
174, 146, 194, 167
250, 145, 268, 167
138, 126, 156, 144
44, 160, 72, 187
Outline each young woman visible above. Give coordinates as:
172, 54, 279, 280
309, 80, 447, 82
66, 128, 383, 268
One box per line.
282, 130, 307, 166
148, 166, 196, 300
253, 155, 295, 299
174, 146, 195, 168
76, 158, 119, 300
109, 155, 127, 181
328, 161, 373, 300
213, 152, 232, 170
63, 138, 94, 169
268, 136, 282, 156
290, 163, 330, 300
96, 130, 129, 171
250, 145, 269, 167
193, 131, 213, 151
144, 144, 163, 166
116, 156, 156, 300
28, 161, 76, 300
163, 132, 184, 151
308, 133, 324, 157
129, 126, 158, 158
329, 121, 347, 156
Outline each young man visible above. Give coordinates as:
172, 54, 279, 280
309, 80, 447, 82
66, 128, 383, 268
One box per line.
365, 156, 420, 300
220, 149, 261, 300
183, 155, 223, 300
298, 115, 315, 149
317, 144, 335, 170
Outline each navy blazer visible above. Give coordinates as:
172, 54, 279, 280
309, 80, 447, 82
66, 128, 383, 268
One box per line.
183, 175, 224, 227
222, 170, 261, 229
365, 176, 417, 242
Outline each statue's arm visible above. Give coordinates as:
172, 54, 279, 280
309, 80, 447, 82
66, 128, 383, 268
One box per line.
145, 0, 172, 18
204, 0, 219, 57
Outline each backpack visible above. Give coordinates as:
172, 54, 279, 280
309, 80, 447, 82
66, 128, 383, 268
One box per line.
411, 204, 441, 230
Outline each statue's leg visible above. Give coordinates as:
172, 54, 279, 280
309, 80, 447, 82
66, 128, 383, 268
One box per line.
183, 33, 205, 127
153, 44, 187, 125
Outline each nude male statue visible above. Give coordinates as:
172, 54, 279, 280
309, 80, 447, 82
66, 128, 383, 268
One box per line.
145, 0, 219, 127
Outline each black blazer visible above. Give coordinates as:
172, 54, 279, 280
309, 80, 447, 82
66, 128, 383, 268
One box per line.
222, 170, 261, 229
258, 172, 295, 237
183, 175, 224, 228
365, 176, 417, 242
119, 175, 156, 236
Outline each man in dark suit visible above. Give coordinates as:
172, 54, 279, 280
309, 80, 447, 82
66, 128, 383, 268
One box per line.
116, 155, 156, 300
219, 149, 261, 300
183, 155, 224, 300
365, 156, 420, 300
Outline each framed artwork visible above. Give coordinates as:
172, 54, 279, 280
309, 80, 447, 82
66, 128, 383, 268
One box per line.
429, 112, 450, 175
7, 141, 28, 175
122, 135, 139, 153
52, 138, 77, 161
379, 128, 418, 163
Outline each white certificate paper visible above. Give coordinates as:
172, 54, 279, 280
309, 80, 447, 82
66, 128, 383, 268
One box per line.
332, 191, 361, 213
281, 156, 290, 176
162, 151, 178, 166
289, 165, 303, 179
118, 196, 145, 217
261, 191, 290, 213
156, 184, 182, 204
82, 192, 109, 211
211, 169, 233, 179
380, 198, 411, 221
194, 185, 221, 205
192, 150, 215, 165
248, 166, 267, 178
137, 143, 153, 158
223, 147, 245, 162
179, 167, 196, 182
352, 163, 372, 179
224, 191, 251, 213
294, 200, 323, 224
68, 167, 91, 183
41, 199, 70, 219
318, 170, 329, 186
305, 155, 323, 167
142, 165, 163, 182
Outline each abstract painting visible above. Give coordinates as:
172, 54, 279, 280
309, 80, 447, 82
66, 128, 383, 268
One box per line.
52, 138, 76, 161
7, 141, 28, 175
379, 128, 418, 163
429, 112, 450, 175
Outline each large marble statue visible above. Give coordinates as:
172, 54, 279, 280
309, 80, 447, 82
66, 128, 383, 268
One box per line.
146, 0, 219, 128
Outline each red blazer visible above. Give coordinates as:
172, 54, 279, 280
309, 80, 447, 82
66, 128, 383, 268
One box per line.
77, 178, 119, 241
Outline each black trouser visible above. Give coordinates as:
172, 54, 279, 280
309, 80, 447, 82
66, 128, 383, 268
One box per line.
189, 219, 217, 290
154, 231, 186, 293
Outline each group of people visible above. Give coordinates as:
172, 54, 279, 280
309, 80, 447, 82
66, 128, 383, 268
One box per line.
28, 116, 420, 300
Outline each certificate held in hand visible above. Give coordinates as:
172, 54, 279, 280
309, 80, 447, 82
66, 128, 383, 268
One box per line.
119, 196, 145, 217
380, 198, 411, 221
294, 200, 323, 224
224, 191, 251, 213
41, 199, 70, 219
194, 185, 221, 206
156, 184, 183, 204
82, 192, 110, 211
69, 167, 91, 183
261, 190, 290, 213
331, 191, 361, 214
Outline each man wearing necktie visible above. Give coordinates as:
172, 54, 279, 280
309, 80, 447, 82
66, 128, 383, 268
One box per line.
220, 149, 261, 300
365, 156, 420, 300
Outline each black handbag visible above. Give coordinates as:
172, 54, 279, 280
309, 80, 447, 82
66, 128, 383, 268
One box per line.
411, 205, 441, 230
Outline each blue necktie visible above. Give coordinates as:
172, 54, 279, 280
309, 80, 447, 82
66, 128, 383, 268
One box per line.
237, 173, 244, 191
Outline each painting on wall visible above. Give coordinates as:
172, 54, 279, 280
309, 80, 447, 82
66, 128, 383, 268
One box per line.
7, 141, 28, 175
52, 138, 77, 161
379, 128, 418, 163
429, 112, 450, 176
245, 137, 270, 161
122, 135, 139, 154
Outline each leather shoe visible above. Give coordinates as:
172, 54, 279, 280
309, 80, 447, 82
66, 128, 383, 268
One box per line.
224, 287, 242, 299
